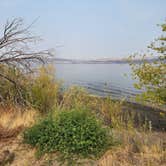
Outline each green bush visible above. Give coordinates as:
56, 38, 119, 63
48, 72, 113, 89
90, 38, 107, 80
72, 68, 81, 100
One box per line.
0, 65, 60, 112
23, 109, 111, 165
129, 21, 166, 105
60, 87, 125, 128
0, 65, 29, 106
28, 66, 60, 113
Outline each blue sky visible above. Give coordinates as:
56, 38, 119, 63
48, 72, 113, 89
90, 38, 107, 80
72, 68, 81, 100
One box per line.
0, 0, 166, 59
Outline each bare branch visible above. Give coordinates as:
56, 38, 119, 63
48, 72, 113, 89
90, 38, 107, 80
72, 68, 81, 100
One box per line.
0, 18, 54, 106
0, 18, 52, 69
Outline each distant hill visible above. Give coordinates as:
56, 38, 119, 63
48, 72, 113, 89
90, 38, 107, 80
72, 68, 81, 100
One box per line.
51, 57, 158, 64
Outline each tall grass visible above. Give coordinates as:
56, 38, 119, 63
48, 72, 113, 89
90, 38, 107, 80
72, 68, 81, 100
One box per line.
99, 130, 166, 166
0, 65, 60, 113
59, 86, 126, 128
0, 107, 38, 129
28, 66, 61, 113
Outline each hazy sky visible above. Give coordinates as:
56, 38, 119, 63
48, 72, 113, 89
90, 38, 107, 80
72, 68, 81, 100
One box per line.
0, 0, 166, 59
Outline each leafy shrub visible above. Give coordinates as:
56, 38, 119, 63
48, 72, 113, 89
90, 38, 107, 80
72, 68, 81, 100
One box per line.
23, 109, 111, 165
0, 65, 60, 113
60, 87, 126, 128
28, 66, 60, 113
0, 65, 29, 106
129, 21, 166, 106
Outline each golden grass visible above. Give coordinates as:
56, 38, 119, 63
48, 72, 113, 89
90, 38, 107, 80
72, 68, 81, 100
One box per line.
98, 130, 166, 166
99, 147, 166, 166
0, 101, 165, 165
0, 106, 38, 130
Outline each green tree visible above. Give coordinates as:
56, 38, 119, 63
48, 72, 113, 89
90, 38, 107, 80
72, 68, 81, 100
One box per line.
130, 21, 166, 105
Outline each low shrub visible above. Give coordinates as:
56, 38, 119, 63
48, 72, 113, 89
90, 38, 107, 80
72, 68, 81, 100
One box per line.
28, 66, 60, 113
99, 97, 123, 127
60, 86, 91, 109
0, 65, 29, 106
60, 87, 125, 128
23, 109, 111, 165
0, 65, 60, 113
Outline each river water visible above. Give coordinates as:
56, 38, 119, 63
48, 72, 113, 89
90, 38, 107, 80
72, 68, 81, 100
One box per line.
55, 63, 143, 100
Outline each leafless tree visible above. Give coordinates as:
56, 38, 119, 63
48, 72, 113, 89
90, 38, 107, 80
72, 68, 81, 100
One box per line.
0, 18, 53, 105
0, 18, 52, 69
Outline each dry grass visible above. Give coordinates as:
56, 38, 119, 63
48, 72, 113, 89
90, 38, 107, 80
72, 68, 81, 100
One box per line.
0, 123, 166, 166
0, 106, 39, 141
0, 129, 165, 166
0, 134, 60, 166
0, 106, 38, 130
0, 103, 165, 165
99, 149, 166, 166
98, 130, 166, 166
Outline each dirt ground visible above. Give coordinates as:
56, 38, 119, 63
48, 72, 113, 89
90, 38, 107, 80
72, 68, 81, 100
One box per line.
0, 130, 166, 166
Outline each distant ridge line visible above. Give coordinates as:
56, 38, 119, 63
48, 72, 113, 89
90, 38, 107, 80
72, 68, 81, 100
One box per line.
51, 57, 158, 64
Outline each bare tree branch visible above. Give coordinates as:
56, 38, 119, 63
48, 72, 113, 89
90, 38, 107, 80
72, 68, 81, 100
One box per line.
0, 18, 53, 69
0, 18, 54, 106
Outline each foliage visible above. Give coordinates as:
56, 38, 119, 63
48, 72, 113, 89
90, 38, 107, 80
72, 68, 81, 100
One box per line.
129, 21, 166, 105
99, 97, 124, 128
0, 18, 52, 93
28, 66, 60, 113
60, 86, 91, 109
23, 108, 111, 165
60, 86, 125, 128
0, 65, 60, 113
0, 65, 29, 106
0, 17, 54, 110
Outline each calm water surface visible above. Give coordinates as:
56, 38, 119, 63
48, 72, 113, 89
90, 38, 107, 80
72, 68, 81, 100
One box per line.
55, 64, 142, 100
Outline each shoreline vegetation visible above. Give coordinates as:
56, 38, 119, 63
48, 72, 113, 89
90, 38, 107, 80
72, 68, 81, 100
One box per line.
0, 67, 165, 165
0, 18, 166, 165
